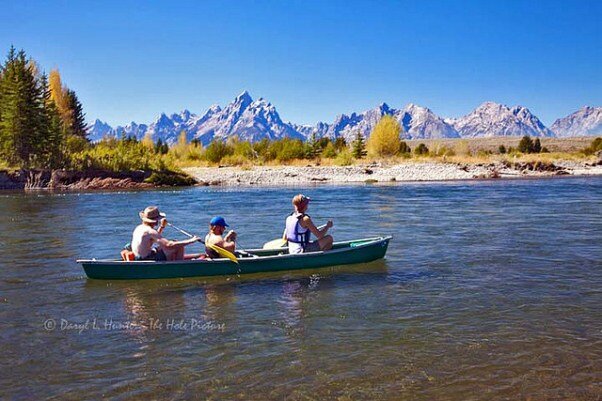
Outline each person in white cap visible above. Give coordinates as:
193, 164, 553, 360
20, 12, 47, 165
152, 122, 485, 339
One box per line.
131, 206, 200, 261
283, 194, 333, 254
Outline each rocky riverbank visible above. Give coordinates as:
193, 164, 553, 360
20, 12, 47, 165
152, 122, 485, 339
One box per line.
184, 160, 602, 186
0, 169, 195, 190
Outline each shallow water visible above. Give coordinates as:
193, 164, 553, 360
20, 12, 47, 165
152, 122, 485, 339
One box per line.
1, 178, 601, 400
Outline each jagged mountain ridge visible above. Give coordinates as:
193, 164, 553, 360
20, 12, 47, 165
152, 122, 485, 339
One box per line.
550, 106, 602, 137
87, 92, 601, 144
446, 102, 554, 138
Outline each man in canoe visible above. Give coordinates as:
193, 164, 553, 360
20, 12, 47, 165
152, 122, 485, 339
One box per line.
132, 206, 200, 261
205, 216, 237, 258
284, 194, 333, 253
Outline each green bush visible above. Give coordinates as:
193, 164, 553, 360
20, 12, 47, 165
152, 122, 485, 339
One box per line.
145, 171, 196, 186
205, 140, 233, 163
414, 143, 429, 155
66, 135, 91, 154
67, 137, 171, 172
433, 145, 455, 157
498, 145, 507, 154
334, 148, 354, 166
322, 142, 337, 158
398, 141, 411, 155
269, 138, 305, 162
518, 136, 534, 153
583, 137, 602, 155
232, 140, 256, 159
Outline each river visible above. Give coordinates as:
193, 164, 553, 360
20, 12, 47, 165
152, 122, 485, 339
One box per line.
1, 177, 601, 400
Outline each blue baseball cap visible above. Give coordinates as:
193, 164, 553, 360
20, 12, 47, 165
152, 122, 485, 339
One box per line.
210, 216, 229, 227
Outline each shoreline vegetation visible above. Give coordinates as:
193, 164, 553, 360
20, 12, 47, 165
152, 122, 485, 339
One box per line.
0, 47, 601, 191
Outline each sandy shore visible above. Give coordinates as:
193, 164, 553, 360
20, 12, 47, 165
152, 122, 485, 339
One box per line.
184, 161, 602, 186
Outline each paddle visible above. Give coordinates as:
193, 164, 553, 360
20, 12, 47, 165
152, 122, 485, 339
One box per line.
167, 223, 239, 264
263, 224, 329, 249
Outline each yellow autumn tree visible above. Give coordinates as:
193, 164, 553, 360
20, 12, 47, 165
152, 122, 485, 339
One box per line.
367, 115, 401, 157
141, 132, 154, 150
169, 130, 188, 158
49, 69, 71, 125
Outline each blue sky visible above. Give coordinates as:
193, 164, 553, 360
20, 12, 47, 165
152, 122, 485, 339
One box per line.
1, 0, 600, 126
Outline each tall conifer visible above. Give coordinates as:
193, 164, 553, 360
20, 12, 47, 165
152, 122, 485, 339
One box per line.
65, 89, 87, 138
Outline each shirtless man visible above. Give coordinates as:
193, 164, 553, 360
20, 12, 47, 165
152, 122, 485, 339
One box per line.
205, 216, 237, 258
284, 194, 333, 254
131, 206, 199, 261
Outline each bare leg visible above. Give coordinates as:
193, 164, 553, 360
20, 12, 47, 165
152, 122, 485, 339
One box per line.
184, 253, 205, 260
174, 246, 185, 261
162, 245, 185, 261
318, 235, 333, 251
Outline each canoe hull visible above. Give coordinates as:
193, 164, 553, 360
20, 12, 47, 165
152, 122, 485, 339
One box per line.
79, 236, 392, 280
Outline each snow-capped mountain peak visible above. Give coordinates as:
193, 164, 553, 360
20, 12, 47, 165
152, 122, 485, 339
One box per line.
86, 92, 598, 144
450, 101, 554, 138
551, 106, 602, 137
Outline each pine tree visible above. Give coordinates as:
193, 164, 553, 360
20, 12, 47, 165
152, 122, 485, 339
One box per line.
155, 138, 164, 154
0, 48, 41, 167
334, 137, 347, 151
65, 89, 87, 138
351, 131, 367, 159
518, 136, 534, 153
533, 138, 542, 153
38, 73, 64, 168
305, 132, 321, 159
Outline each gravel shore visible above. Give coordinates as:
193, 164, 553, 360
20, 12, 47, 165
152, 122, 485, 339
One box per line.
184, 161, 602, 186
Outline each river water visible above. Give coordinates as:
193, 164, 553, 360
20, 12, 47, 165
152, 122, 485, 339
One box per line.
1, 177, 601, 400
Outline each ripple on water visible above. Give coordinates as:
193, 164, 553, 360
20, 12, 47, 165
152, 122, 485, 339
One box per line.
0, 178, 601, 400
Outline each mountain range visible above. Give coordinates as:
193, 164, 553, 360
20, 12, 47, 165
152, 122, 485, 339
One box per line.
87, 92, 601, 144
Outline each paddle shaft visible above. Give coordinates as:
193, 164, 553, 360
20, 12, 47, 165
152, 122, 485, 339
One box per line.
168, 223, 205, 243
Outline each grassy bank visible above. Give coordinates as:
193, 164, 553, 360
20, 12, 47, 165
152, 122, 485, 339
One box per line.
171, 136, 602, 169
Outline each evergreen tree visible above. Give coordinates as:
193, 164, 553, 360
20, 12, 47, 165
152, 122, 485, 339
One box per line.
0, 48, 41, 167
414, 143, 429, 155
334, 137, 347, 151
351, 131, 367, 159
533, 138, 542, 153
398, 141, 411, 154
518, 136, 534, 153
39, 73, 63, 168
65, 89, 87, 138
155, 138, 163, 153
305, 132, 321, 159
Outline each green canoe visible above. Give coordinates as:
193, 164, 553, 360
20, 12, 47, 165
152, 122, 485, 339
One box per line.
78, 236, 392, 280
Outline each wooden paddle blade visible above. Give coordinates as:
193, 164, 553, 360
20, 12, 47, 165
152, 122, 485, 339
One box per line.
207, 243, 238, 264
263, 238, 288, 249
